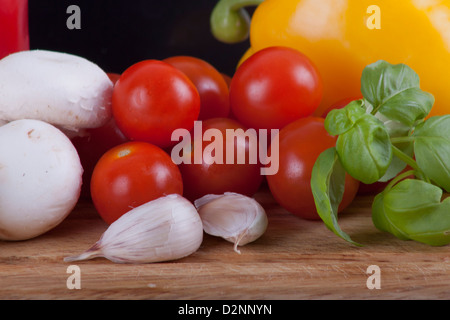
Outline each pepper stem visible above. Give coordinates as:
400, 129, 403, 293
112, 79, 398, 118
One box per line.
210, 0, 265, 44
228, 0, 265, 10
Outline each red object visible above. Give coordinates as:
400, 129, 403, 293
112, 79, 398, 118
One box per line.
112, 60, 201, 149
266, 117, 360, 220
90, 141, 184, 224
0, 0, 29, 59
229, 46, 323, 131
164, 56, 230, 120
177, 118, 264, 202
71, 118, 129, 199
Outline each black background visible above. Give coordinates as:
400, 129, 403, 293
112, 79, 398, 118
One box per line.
28, 0, 251, 76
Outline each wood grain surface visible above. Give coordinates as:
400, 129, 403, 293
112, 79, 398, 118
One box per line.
0, 187, 449, 300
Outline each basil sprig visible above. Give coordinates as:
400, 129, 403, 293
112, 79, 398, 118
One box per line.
325, 102, 392, 185
372, 179, 450, 246
361, 60, 434, 126
311, 60, 450, 246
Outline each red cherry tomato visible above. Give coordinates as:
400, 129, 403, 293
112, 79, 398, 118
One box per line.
357, 181, 388, 195
229, 46, 323, 130
71, 118, 129, 199
112, 60, 200, 148
107, 72, 121, 84
221, 73, 232, 88
90, 141, 183, 224
164, 56, 230, 120
176, 118, 263, 202
266, 117, 359, 220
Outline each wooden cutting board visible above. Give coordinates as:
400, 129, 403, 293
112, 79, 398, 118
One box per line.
0, 187, 449, 300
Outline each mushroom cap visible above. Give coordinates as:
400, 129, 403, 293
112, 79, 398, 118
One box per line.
0, 119, 83, 241
0, 50, 113, 132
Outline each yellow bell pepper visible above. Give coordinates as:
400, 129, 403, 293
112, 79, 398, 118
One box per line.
211, 0, 450, 117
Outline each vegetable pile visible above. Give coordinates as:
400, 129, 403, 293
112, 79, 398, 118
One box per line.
0, 43, 448, 263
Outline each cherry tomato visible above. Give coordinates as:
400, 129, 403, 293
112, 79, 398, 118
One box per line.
164, 56, 230, 120
266, 117, 359, 220
112, 60, 200, 148
229, 46, 323, 130
222, 73, 241, 121
107, 72, 121, 84
71, 118, 129, 199
176, 118, 263, 202
357, 181, 388, 195
221, 73, 232, 88
90, 141, 183, 224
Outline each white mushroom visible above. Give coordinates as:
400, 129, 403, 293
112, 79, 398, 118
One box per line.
0, 50, 113, 134
0, 119, 83, 241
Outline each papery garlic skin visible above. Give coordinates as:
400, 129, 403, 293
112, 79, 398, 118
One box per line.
195, 193, 268, 253
64, 194, 203, 264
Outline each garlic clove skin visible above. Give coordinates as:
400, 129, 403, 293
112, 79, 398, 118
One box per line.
64, 194, 203, 264
195, 192, 268, 254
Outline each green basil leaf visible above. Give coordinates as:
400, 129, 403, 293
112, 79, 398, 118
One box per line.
336, 113, 392, 184
378, 155, 407, 183
376, 88, 434, 125
361, 60, 434, 126
311, 147, 361, 246
379, 141, 413, 183
374, 110, 412, 138
372, 179, 450, 246
372, 192, 410, 241
413, 115, 450, 192
324, 100, 366, 136
372, 111, 413, 182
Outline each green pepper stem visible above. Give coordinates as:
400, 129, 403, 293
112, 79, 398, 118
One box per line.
211, 0, 265, 44
227, 0, 265, 10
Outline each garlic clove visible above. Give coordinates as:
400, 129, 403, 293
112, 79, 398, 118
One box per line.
194, 192, 268, 254
64, 194, 203, 264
